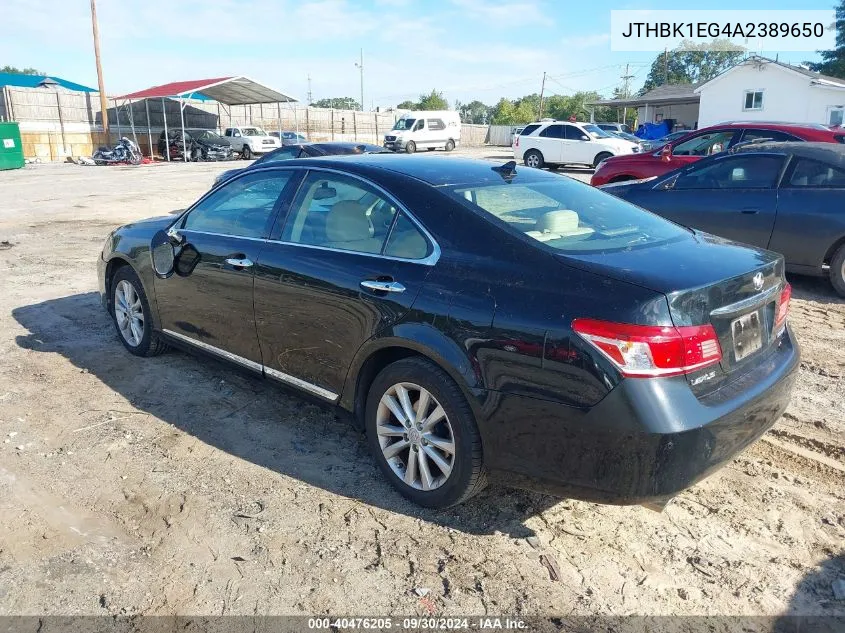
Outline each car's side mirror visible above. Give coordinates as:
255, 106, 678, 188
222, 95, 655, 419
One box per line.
151, 230, 178, 278
580, 135, 590, 141
661, 145, 673, 162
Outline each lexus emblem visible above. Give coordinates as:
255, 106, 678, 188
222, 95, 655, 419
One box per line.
752, 272, 764, 291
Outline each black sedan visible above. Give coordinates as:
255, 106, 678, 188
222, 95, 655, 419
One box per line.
214, 142, 391, 186
158, 130, 233, 161
599, 142, 845, 296
98, 156, 798, 509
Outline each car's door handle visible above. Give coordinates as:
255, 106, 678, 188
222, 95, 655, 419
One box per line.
225, 257, 253, 268
741, 208, 760, 215
360, 280, 406, 293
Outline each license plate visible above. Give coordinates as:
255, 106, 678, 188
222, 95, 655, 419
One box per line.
731, 311, 763, 361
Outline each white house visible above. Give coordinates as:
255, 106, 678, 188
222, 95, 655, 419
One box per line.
696, 56, 845, 128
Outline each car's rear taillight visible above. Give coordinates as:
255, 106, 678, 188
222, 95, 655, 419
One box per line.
572, 318, 722, 378
774, 282, 791, 332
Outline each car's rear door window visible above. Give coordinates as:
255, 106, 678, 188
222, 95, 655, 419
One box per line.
447, 176, 689, 254
740, 129, 800, 143
673, 155, 785, 190
519, 124, 541, 137
281, 172, 400, 254
788, 158, 845, 187
539, 124, 565, 139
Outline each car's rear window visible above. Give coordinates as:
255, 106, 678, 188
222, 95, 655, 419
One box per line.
519, 124, 541, 136
445, 176, 689, 254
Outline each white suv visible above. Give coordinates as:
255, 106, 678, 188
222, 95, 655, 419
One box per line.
513, 120, 639, 169
223, 126, 281, 160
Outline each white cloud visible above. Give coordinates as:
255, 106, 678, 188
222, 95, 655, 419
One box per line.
448, 0, 547, 27
561, 33, 610, 49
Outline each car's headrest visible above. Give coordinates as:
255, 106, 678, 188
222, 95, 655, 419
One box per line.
535, 210, 580, 234
326, 200, 370, 242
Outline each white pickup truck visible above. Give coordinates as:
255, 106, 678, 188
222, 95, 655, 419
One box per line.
223, 126, 281, 159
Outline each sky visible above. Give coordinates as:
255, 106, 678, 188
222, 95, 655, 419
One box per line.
0, 0, 838, 109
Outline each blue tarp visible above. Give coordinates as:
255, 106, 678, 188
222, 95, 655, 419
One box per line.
0, 72, 96, 92
635, 121, 670, 140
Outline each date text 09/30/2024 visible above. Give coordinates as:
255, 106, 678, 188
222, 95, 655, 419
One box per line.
307, 617, 528, 630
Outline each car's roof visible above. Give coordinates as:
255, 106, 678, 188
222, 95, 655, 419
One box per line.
733, 141, 845, 166
269, 155, 556, 186
310, 142, 385, 151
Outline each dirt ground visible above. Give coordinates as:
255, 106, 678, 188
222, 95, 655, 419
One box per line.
0, 148, 843, 621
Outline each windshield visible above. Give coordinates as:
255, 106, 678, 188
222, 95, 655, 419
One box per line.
242, 128, 265, 136
583, 124, 612, 139
445, 175, 689, 254
392, 118, 416, 131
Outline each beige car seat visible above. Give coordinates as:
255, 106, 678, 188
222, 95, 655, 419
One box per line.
324, 200, 383, 253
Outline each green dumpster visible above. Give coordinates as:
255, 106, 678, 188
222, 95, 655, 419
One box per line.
0, 122, 25, 171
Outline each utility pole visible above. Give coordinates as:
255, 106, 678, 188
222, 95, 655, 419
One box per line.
620, 63, 634, 124
90, 0, 109, 137
354, 49, 364, 112
307, 74, 312, 106
537, 71, 546, 120
663, 47, 669, 85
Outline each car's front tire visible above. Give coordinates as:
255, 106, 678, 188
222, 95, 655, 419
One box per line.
241, 145, 252, 160
830, 244, 845, 297
593, 151, 613, 168
110, 266, 167, 357
405, 141, 416, 154
365, 357, 487, 508
523, 149, 544, 168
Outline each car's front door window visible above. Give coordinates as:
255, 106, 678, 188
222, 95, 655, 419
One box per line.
673, 155, 784, 190
182, 170, 292, 238
672, 130, 736, 156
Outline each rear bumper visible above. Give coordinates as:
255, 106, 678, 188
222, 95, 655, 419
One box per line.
482, 327, 800, 504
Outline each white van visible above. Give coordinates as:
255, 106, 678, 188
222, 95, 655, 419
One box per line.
384, 111, 461, 153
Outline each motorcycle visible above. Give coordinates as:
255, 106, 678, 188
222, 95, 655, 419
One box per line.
92, 137, 142, 165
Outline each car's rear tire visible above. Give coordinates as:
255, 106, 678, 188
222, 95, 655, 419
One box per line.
241, 145, 252, 160
830, 244, 845, 297
445, 139, 455, 152
523, 149, 544, 168
405, 141, 416, 154
593, 152, 613, 168
365, 357, 487, 508
110, 266, 168, 357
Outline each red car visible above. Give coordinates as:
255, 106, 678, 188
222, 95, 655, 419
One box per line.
590, 122, 845, 186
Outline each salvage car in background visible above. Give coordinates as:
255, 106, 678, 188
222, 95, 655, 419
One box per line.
98, 156, 797, 509
600, 142, 845, 296
270, 131, 309, 145
158, 130, 234, 161
591, 122, 845, 185
213, 142, 391, 186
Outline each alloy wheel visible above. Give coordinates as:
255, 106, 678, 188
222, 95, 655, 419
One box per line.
526, 153, 540, 168
114, 280, 144, 347
376, 382, 456, 491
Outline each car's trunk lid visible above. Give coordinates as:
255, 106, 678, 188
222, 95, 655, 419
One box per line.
558, 231, 786, 391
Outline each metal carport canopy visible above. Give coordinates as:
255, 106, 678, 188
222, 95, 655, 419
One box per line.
115, 77, 297, 163
116, 76, 296, 104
